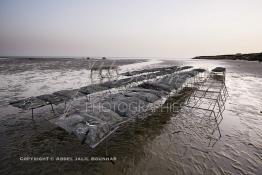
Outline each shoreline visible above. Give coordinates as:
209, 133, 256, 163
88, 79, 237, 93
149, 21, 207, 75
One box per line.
192, 52, 262, 62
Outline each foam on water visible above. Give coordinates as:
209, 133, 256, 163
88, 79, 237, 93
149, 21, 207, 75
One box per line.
0, 59, 159, 106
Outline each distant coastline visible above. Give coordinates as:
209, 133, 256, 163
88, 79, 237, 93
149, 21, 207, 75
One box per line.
193, 52, 262, 62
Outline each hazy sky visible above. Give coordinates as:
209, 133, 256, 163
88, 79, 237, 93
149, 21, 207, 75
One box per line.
0, 0, 262, 58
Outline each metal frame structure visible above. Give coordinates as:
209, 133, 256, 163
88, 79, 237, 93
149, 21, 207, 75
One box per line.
182, 67, 229, 146
90, 65, 119, 79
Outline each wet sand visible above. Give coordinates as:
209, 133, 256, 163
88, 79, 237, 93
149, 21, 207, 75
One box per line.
0, 59, 262, 175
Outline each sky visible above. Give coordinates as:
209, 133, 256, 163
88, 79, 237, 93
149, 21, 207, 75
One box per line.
0, 0, 262, 58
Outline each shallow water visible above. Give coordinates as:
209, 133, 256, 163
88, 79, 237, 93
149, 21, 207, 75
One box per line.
0, 59, 262, 175
0, 59, 157, 107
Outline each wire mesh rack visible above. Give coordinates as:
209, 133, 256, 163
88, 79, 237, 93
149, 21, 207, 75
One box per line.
180, 67, 229, 147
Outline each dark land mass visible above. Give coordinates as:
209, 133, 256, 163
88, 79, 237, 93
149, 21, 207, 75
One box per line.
193, 52, 262, 62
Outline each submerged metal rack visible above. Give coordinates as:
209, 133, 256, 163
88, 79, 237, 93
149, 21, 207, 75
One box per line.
90, 65, 119, 79
182, 67, 229, 146
9, 66, 193, 120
